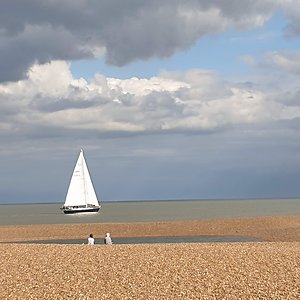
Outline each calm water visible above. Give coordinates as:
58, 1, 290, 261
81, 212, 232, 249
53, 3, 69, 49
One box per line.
12, 236, 259, 244
0, 198, 299, 226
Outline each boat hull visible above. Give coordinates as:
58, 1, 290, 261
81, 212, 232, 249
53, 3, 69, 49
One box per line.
62, 207, 100, 214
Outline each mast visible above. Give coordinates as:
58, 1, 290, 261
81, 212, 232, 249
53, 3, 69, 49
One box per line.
81, 149, 88, 208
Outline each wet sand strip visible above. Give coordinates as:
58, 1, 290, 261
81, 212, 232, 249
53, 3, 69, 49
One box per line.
5, 235, 260, 245
0, 215, 299, 243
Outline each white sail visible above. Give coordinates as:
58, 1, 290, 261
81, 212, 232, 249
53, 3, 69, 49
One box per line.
64, 149, 99, 208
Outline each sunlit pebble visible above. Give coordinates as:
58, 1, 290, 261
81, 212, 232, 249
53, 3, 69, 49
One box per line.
0, 243, 299, 299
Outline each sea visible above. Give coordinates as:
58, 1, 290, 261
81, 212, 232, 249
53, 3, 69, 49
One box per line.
0, 198, 299, 226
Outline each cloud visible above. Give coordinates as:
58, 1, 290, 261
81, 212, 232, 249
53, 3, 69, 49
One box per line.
1, 60, 300, 143
281, 0, 300, 36
238, 50, 300, 108
263, 51, 300, 74
0, 0, 295, 82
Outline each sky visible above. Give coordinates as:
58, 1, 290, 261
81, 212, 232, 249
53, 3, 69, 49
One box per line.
1, 0, 300, 204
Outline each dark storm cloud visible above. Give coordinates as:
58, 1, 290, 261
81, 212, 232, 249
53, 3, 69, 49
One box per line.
0, 23, 92, 82
0, 0, 290, 82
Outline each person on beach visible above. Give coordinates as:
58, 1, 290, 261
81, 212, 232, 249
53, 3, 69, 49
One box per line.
87, 234, 95, 245
104, 232, 113, 244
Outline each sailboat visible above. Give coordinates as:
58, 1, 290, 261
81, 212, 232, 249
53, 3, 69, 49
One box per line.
61, 149, 101, 214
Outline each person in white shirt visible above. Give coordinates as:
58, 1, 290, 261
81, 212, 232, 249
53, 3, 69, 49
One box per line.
104, 232, 112, 244
87, 233, 95, 245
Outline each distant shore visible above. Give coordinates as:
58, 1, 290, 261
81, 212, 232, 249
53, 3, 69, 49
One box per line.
0, 215, 299, 242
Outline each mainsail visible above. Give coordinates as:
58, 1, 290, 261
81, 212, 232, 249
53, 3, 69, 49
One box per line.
63, 149, 100, 211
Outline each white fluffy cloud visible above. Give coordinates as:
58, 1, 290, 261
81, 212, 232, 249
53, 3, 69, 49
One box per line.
0, 60, 299, 139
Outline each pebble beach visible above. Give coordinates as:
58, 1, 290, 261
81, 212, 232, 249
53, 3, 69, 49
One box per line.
1, 215, 299, 299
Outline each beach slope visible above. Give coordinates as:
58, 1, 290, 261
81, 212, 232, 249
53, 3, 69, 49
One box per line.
0, 242, 299, 299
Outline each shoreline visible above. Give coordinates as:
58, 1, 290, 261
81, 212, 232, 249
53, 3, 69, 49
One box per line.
1, 215, 299, 242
